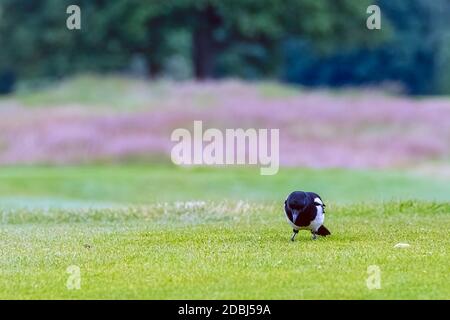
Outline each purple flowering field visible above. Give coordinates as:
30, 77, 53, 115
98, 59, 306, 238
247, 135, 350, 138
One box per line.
1, 77, 449, 169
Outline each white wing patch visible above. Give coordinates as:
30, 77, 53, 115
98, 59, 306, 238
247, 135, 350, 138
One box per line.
314, 197, 323, 205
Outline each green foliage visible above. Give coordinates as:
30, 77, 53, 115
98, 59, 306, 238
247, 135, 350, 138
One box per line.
0, 0, 448, 93
283, 0, 450, 94
0, 0, 375, 80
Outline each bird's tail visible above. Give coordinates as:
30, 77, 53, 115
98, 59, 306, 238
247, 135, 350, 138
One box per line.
317, 225, 331, 236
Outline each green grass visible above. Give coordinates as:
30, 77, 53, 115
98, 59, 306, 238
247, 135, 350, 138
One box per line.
257, 82, 302, 98
1, 165, 450, 205
12, 75, 170, 111
0, 166, 449, 299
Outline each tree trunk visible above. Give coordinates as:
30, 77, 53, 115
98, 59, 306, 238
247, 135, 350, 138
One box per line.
146, 18, 165, 79
148, 58, 162, 79
192, 5, 221, 80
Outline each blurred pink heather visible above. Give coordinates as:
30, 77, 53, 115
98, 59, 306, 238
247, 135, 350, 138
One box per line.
1, 80, 450, 168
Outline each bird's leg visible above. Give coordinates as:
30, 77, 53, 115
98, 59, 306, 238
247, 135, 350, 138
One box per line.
311, 231, 317, 240
291, 229, 299, 241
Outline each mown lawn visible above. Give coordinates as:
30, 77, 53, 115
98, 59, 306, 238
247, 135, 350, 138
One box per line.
1, 165, 450, 204
0, 166, 449, 299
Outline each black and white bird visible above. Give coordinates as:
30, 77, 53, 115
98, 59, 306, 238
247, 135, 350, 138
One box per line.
284, 191, 331, 241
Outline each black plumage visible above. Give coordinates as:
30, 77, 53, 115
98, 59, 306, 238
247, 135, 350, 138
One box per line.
284, 191, 331, 241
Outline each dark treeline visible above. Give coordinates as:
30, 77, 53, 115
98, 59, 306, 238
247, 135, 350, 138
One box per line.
0, 0, 449, 95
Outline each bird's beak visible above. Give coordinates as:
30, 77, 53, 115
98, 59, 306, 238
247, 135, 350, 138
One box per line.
292, 209, 299, 223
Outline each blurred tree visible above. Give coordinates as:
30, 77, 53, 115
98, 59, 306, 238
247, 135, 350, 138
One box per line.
0, 0, 377, 82
1, 0, 447, 94
283, 0, 450, 95
147, 0, 378, 79
0, 70, 15, 94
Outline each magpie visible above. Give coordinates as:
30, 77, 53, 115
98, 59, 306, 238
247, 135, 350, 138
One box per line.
284, 191, 331, 241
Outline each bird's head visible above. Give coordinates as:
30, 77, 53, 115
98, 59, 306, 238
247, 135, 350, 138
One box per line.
286, 191, 309, 223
